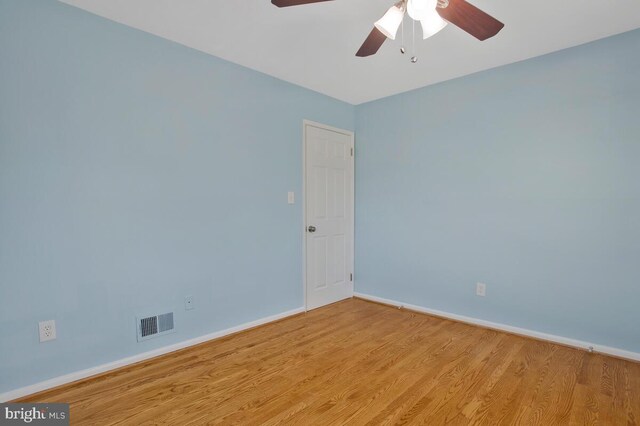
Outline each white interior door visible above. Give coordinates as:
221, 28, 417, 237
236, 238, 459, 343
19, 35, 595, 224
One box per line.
304, 121, 354, 310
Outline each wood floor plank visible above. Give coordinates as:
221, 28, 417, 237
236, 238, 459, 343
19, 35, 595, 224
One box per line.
568, 384, 600, 425
17, 298, 639, 425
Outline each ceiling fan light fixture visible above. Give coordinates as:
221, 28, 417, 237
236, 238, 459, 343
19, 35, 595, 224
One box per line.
407, 0, 438, 21
420, 10, 447, 39
374, 3, 405, 40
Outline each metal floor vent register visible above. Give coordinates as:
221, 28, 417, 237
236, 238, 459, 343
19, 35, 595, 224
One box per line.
137, 312, 175, 342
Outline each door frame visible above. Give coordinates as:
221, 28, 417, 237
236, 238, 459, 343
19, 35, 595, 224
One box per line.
302, 119, 355, 311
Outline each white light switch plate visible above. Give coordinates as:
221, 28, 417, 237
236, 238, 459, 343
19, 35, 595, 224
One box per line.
476, 283, 486, 297
287, 192, 295, 204
39, 320, 57, 342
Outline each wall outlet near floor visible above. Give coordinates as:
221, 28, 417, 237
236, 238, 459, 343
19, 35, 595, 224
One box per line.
184, 295, 194, 311
39, 320, 57, 342
476, 283, 487, 297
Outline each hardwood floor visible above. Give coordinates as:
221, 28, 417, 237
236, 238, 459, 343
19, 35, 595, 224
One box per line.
19, 298, 639, 425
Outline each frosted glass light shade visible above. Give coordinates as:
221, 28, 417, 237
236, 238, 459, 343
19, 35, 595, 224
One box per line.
420, 10, 447, 39
407, 0, 438, 21
374, 4, 405, 40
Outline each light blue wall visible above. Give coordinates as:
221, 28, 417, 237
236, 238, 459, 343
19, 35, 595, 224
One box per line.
0, 0, 354, 393
355, 29, 640, 353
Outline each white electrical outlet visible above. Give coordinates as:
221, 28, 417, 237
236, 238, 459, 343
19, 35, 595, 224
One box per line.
287, 192, 295, 204
39, 320, 57, 342
185, 295, 194, 311
476, 282, 487, 297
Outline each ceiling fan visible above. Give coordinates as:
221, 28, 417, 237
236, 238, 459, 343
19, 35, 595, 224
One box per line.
271, 0, 504, 58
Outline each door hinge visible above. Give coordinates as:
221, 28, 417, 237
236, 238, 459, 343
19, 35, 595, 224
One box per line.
350, 273, 353, 282
350, 147, 354, 157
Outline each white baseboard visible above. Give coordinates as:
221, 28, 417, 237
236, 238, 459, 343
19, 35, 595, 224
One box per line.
354, 292, 640, 363
0, 306, 305, 402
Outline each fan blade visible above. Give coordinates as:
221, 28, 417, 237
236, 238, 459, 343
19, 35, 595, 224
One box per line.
271, 0, 332, 7
356, 27, 387, 57
437, 0, 504, 41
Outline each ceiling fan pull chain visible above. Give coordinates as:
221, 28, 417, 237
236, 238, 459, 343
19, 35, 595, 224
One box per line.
411, 18, 417, 63
400, 14, 405, 54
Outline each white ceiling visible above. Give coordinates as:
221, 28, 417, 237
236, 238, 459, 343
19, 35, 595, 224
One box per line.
60, 0, 640, 104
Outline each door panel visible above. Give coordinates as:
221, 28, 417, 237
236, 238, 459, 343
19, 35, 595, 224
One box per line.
305, 122, 354, 310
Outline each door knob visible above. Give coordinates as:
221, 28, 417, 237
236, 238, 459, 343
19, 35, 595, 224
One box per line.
307, 225, 316, 233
